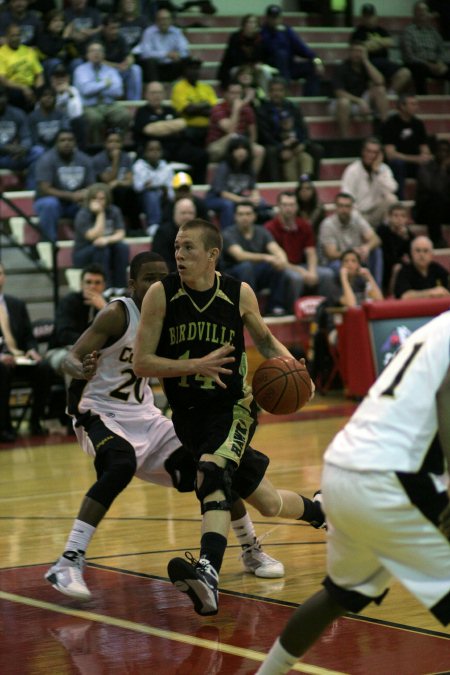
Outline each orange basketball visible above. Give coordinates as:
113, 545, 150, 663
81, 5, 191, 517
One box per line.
252, 357, 312, 415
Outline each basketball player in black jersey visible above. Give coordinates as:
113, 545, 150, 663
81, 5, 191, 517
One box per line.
134, 220, 322, 616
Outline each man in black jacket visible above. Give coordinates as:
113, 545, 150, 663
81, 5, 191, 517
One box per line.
0, 262, 52, 441
46, 264, 107, 380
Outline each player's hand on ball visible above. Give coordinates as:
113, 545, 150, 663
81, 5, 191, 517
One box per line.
299, 357, 315, 400
82, 351, 98, 380
198, 344, 235, 389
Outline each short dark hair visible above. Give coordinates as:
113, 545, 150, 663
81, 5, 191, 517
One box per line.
335, 192, 354, 203
341, 248, 361, 264
388, 202, 407, 215
277, 190, 296, 203
81, 263, 107, 280
235, 200, 256, 212
179, 218, 222, 253
129, 251, 166, 280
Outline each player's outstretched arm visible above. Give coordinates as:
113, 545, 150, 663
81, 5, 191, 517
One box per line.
240, 283, 292, 360
133, 282, 235, 384
63, 302, 127, 380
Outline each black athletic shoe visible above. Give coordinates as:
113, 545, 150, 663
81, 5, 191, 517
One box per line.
310, 490, 327, 529
168, 552, 219, 616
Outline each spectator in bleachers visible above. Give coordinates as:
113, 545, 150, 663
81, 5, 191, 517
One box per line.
295, 176, 326, 236
0, 0, 41, 47
341, 136, 398, 227
0, 261, 52, 441
134, 80, 207, 184
205, 135, 270, 230
332, 39, 389, 138
394, 235, 450, 298
381, 94, 432, 199
206, 81, 265, 177
426, 0, 450, 41
234, 63, 267, 105
45, 263, 107, 383
152, 196, 196, 272
100, 14, 143, 101
335, 248, 383, 308
170, 57, 217, 147
0, 23, 44, 111
49, 63, 85, 148
34, 128, 95, 241
35, 10, 71, 81
162, 171, 208, 223
132, 6, 190, 83
63, 0, 102, 67
0, 85, 41, 188
216, 13, 270, 91
73, 40, 131, 146
351, 3, 411, 94
264, 191, 335, 302
73, 183, 129, 290
414, 138, 450, 248
132, 138, 174, 235
318, 191, 383, 287
257, 77, 316, 182
221, 200, 294, 316
92, 129, 142, 235
117, 0, 149, 53
377, 202, 414, 294
29, 86, 70, 151
401, 1, 450, 94
260, 4, 324, 96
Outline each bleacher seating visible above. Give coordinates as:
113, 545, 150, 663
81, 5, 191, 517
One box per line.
2, 7, 449, 328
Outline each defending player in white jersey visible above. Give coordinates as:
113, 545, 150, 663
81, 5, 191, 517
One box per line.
45, 252, 324, 601
257, 311, 450, 674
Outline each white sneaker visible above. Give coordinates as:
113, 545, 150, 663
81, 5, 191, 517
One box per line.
241, 538, 285, 578
311, 491, 327, 530
45, 551, 91, 600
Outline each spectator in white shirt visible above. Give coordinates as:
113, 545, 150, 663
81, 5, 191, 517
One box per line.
341, 137, 398, 227
132, 138, 174, 234
133, 7, 190, 83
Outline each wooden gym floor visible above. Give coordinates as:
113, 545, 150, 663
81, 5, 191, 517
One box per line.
0, 395, 449, 674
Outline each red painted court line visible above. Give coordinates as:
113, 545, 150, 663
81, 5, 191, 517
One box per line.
0, 565, 448, 674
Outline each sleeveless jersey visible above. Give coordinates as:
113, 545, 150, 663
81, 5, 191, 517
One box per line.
157, 272, 251, 411
325, 311, 450, 473
70, 297, 159, 419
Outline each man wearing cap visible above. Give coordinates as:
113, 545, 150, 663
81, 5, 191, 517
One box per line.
260, 5, 324, 95
166, 171, 208, 221
171, 57, 218, 147
50, 64, 86, 148
133, 80, 207, 183
351, 4, 411, 94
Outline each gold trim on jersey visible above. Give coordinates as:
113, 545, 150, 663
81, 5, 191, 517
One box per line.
169, 272, 235, 313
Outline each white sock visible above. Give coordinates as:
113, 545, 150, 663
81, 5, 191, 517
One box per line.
64, 519, 96, 555
256, 638, 298, 674
231, 513, 257, 549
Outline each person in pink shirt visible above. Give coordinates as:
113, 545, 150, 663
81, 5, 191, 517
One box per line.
206, 81, 264, 176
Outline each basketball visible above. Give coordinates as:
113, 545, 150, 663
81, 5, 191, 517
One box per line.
252, 357, 312, 415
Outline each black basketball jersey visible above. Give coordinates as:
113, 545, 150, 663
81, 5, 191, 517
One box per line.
157, 271, 251, 411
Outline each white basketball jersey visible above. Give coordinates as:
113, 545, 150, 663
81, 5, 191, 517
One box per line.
78, 297, 159, 418
325, 311, 450, 472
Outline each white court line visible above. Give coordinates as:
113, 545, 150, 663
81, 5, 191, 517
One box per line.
0, 590, 346, 675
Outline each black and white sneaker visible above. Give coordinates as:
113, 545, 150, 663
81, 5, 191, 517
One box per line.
168, 553, 219, 616
310, 490, 327, 530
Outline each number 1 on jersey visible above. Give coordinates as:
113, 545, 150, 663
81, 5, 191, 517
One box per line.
178, 350, 215, 390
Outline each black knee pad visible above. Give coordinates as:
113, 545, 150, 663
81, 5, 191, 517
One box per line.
195, 460, 235, 514
87, 435, 137, 509
164, 446, 196, 493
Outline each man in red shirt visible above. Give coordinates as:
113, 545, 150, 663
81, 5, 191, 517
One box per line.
265, 191, 335, 300
206, 81, 265, 176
